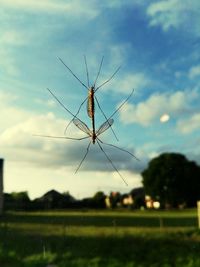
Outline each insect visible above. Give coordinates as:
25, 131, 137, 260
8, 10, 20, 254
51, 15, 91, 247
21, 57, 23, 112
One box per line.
35, 116, 139, 186
47, 87, 134, 142
58, 56, 121, 140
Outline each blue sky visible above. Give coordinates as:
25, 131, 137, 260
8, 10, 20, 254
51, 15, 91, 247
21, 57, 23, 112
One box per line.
0, 0, 200, 199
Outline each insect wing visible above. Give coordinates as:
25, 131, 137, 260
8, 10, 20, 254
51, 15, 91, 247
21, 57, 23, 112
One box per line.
73, 118, 91, 136
96, 119, 114, 136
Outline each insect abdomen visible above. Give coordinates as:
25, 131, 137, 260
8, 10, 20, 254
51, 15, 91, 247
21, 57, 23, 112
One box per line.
87, 88, 95, 118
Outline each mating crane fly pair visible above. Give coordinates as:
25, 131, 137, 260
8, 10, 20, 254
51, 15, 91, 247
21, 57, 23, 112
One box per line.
58, 56, 120, 140
36, 56, 139, 185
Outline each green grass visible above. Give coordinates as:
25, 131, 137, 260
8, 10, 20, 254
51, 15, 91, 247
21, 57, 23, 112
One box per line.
0, 210, 200, 267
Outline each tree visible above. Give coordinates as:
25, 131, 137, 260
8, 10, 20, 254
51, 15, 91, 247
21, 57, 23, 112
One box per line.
4, 191, 31, 210
109, 192, 121, 208
130, 187, 145, 209
92, 191, 106, 209
142, 153, 200, 208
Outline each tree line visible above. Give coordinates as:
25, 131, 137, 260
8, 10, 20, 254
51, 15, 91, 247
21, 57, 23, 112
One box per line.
3, 188, 145, 211
3, 152, 200, 211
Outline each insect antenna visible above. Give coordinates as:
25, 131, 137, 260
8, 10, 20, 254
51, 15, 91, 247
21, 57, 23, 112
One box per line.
75, 141, 91, 173
94, 56, 104, 87
95, 66, 121, 92
96, 139, 128, 186
58, 57, 88, 90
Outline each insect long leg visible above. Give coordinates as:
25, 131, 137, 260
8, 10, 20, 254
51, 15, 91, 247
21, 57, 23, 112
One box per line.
108, 88, 134, 120
58, 57, 88, 90
33, 134, 90, 141
64, 96, 88, 134
94, 56, 104, 87
84, 55, 90, 87
47, 88, 88, 134
94, 95, 118, 141
75, 141, 91, 173
47, 88, 77, 118
96, 139, 128, 186
98, 138, 140, 161
93, 89, 134, 137
95, 66, 121, 92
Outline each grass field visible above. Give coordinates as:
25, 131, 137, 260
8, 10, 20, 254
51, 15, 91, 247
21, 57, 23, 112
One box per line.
0, 209, 200, 267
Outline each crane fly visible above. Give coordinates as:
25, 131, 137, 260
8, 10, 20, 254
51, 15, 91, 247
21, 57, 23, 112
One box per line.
35, 117, 139, 186
58, 56, 121, 140
46, 87, 134, 140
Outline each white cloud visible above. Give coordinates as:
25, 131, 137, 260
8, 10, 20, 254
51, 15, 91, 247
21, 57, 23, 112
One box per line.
147, 0, 200, 34
0, 0, 99, 18
0, 91, 18, 103
0, 112, 66, 147
0, 50, 19, 76
1, 31, 28, 46
0, 113, 73, 168
189, 65, 200, 79
106, 0, 148, 9
118, 73, 149, 93
177, 113, 200, 134
0, 110, 141, 174
103, 72, 150, 95
147, 0, 183, 31
0, 92, 31, 131
119, 90, 197, 126
101, 44, 150, 94
0, 112, 86, 172
35, 98, 57, 108
104, 44, 150, 94
108, 44, 130, 67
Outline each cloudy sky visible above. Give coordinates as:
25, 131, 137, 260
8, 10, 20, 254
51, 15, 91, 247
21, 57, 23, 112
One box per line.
0, 0, 200, 199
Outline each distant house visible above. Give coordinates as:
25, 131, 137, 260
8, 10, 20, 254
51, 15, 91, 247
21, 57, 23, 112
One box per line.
145, 195, 160, 209
105, 188, 146, 209
34, 189, 76, 209
105, 192, 121, 208
130, 188, 161, 209
122, 194, 134, 206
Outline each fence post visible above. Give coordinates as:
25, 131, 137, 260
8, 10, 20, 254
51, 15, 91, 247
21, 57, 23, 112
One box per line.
0, 159, 4, 216
197, 201, 200, 229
